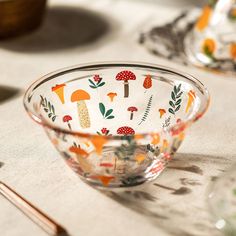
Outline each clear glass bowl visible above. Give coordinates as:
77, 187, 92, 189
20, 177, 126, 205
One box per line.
23, 62, 209, 188
184, 0, 236, 73
208, 165, 236, 235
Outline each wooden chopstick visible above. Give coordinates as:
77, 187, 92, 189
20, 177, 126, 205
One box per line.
0, 181, 68, 236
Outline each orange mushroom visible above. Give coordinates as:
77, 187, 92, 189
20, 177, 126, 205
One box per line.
51, 84, 66, 104
107, 92, 117, 102
71, 89, 91, 128
96, 175, 114, 186
91, 136, 107, 155
185, 90, 196, 113
158, 109, 166, 118
196, 5, 212, 31
69, 146, 91, 173
69, 146, 89, 158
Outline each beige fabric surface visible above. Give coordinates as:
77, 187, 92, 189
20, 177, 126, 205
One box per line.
0, 0, 234, 235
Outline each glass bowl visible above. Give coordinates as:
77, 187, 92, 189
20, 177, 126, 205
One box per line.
23, 62, 209, 188
184, 0, 236, 74
208, 165, 236, 235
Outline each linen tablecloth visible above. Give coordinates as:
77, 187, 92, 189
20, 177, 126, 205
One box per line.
0, 0, 234, 235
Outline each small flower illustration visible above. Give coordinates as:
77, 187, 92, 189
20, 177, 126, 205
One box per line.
89, 75, 105, 89
101, 128, 109, 134
94, 74, 102, 83
97, 128, 111, 136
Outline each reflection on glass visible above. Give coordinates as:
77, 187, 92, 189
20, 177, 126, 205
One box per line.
208, 164, 236, 235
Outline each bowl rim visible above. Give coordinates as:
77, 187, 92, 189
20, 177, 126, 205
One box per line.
23, 61, 210, 139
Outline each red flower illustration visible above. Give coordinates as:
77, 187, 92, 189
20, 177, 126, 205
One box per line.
94, 75, 102, 83
101, 128, 109, 135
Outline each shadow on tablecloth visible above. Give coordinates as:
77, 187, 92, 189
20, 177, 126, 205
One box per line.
102, 153, 232, 236
0, 6, 117, 53
0, 86, 21, 104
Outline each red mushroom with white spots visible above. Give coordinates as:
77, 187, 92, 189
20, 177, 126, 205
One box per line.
117, 126, 135, 135
116, 70, 136, 98
63, 115, 72, 130
127, 106, 138, 120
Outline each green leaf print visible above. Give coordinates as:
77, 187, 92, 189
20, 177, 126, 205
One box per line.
99, 103, 115, 119
105, 109, 113, 117
40, 95, 57, 122
168, 84, 183, 115
99, 103, 106, 116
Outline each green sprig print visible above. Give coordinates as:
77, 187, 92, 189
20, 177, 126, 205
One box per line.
40, 95, 57, 122
168, 84, 183, 115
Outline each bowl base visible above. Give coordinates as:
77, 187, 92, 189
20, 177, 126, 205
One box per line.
74, 158, 165, 189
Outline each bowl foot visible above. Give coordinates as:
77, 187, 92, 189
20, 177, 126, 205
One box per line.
77, 158, 165, 189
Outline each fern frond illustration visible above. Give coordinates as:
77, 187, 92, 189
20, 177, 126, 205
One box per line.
168, 84, 183, 115
138, 95, 153, 125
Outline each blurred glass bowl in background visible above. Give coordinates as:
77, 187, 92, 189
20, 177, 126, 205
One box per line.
208, 165, 236, 235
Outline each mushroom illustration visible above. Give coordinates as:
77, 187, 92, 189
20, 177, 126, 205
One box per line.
117, 126, 135, 135
63, 115, 72, 130
116, 70, 136, 98
107, 92, 117, 102
185, 90, 196, 113
99, 163, 113, 168
71, 89, 91, 128
69, 146, 92, 173
96, 175, 114, 186
127, 106, 138, 120
91, 136, 107, 155
158, 109, 166, 118
51, 84, 66, 104
69, 146, 89, 158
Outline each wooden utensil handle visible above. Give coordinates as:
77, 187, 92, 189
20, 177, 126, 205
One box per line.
0, 182, 67, 236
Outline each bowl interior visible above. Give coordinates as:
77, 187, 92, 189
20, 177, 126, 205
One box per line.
24, 63, 209, 136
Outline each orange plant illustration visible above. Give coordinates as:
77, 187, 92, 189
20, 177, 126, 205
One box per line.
185, 90, 196, 113
196, 6, 212, 31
